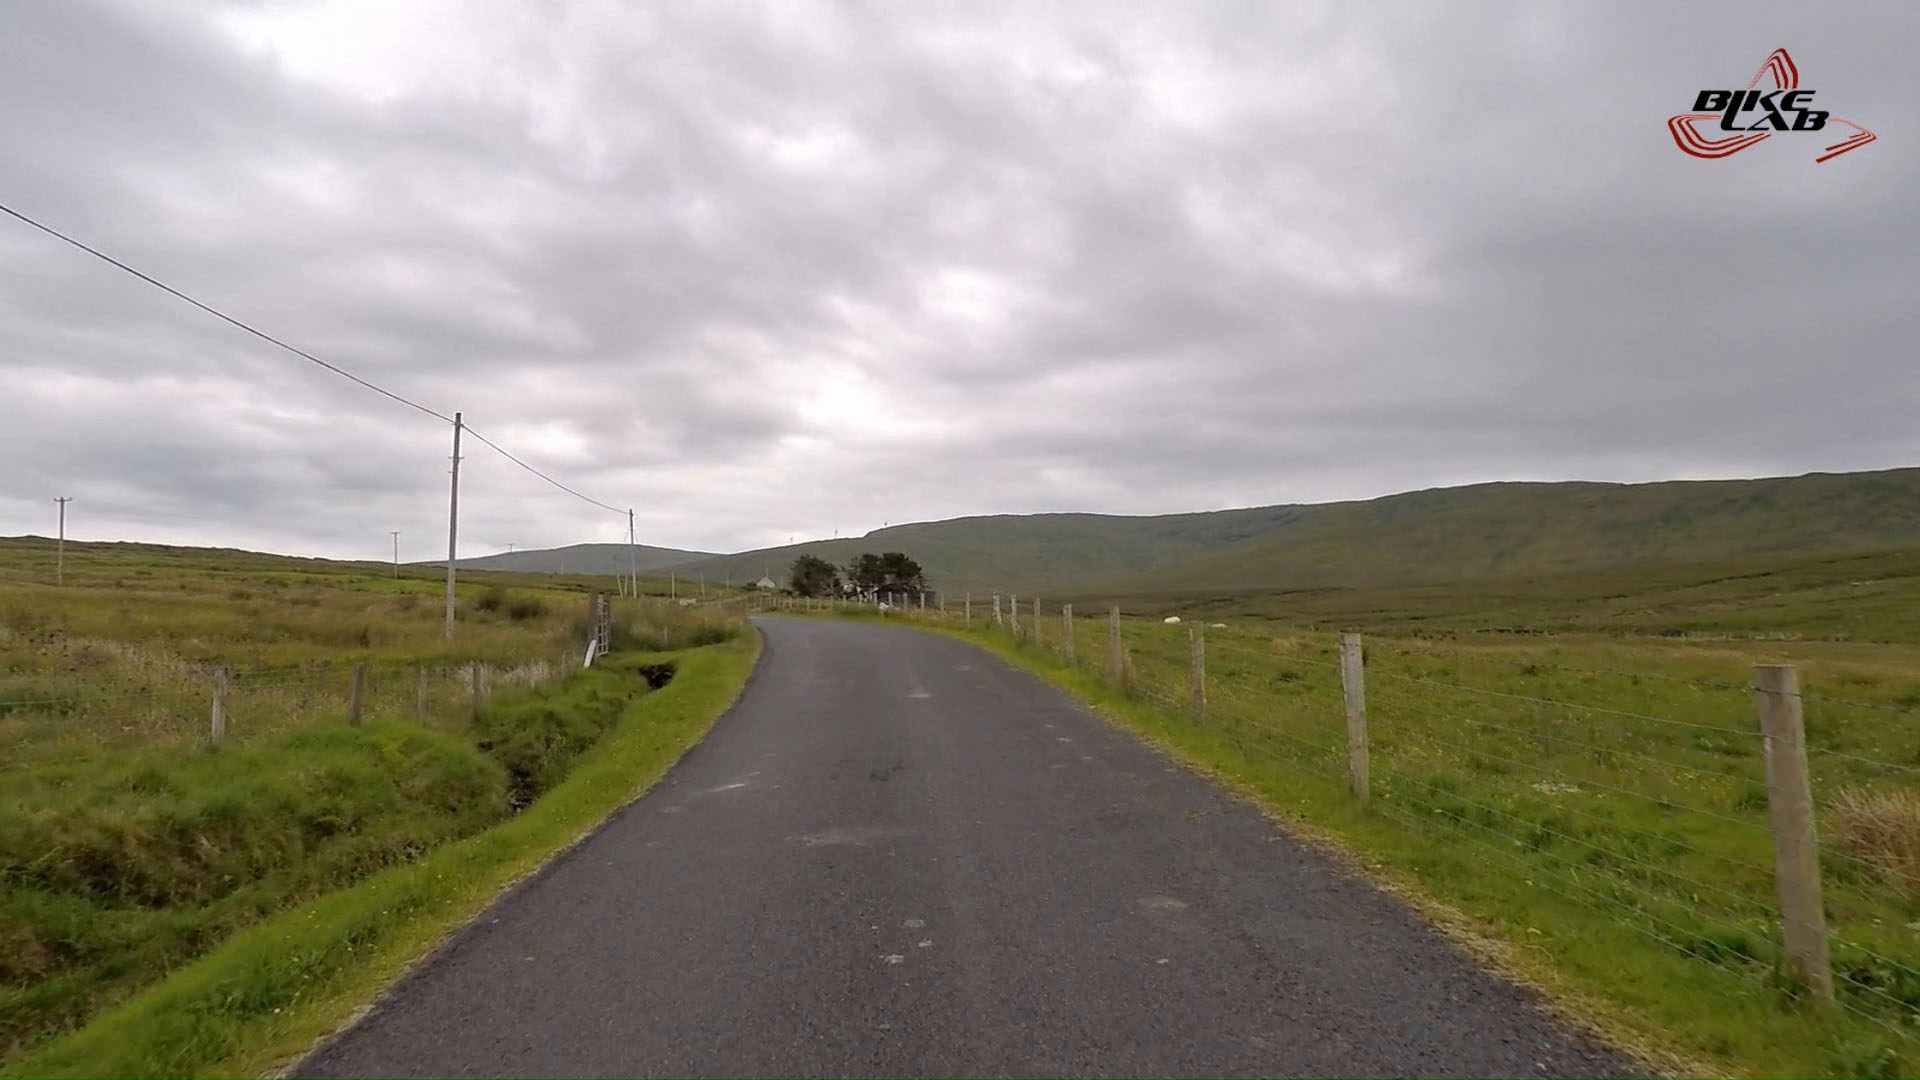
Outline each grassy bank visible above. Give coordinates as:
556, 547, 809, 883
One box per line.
843, 603, 1920, 1078
3, 632, 758, 1078
0, 537, 754, 1071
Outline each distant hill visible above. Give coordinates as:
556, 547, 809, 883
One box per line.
435, 542, 717, 576
429, 467, 1920, 598
1090, 468, 1920, 595
662, 505, 1310, 595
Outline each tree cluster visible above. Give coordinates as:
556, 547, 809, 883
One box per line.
788, 551, 927, 602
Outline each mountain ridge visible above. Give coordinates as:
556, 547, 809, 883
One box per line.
441, 467, 1920, 595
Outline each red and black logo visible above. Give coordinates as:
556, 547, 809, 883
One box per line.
1669, 49, 1875, 163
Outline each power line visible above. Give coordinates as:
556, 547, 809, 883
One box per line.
1, 200, 631, 518
0, 201, 452, 424
462, 426, 627, 515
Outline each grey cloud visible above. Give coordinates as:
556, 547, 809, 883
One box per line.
2, 0, 1917, 559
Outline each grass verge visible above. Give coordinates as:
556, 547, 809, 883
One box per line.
898, 616, 1890, 1079
2, 631, 759, 1079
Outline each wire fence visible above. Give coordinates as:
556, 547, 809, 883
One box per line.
796, 591, 1920, 1048
0, 653, 588, 773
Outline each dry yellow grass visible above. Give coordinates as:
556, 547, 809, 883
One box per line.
1829, 786, 1920, 895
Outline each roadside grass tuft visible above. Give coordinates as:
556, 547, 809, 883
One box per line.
1828, 787, 1920, 896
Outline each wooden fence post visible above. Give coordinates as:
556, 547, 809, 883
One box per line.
993, 593, 1002, 626
348, 663, 366, 725
1754, 663, 1834, 1005
1010, 595, 1020, 638
209, 667, 227, 746
415, 666, 428, 718
1108, 605, 1125, 688
1032, 596, 1041, 645
1063, 603, 1075, 663
1189, 625, 1206, 719
965, 592, 971, 625
1340, 633, 1370, 806
471, 663, 485, 719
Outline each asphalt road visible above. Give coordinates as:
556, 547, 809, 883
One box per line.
297, 615, 1644, 1078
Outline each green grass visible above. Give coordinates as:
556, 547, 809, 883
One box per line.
2, 636, 759, 1078
1076, 546, 1920, 644
0, 538, 757, 1072
0, 536, 750, 767
841, 602, 1920, 1078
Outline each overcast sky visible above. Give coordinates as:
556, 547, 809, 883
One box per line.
2, 1, 1915, 560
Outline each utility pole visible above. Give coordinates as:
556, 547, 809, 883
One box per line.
627, 509, 638, 601
444, 412, 463, 641
390, 531, 400, 578
53, 497, 72, 585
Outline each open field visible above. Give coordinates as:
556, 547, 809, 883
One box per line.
1075, 546, 1920, 644
0, 537, 752, 1067
815, 594, 1920, 1078
0, 535, 745, 763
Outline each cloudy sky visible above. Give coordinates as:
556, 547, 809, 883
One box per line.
2, 1, 1915, 561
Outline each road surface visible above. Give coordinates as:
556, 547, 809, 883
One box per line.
297, 616, 1642, 1078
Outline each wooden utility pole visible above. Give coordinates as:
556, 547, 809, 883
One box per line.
444, 412, 463, 641
628, 509, 639, 600
53, 497, 72, 585
390, 531, 401, 578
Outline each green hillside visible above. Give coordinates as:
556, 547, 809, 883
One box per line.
405, 467, 1920, 599
1082, 546, 1920, 642
1094, 468, 1920, 595
438, 542, 715, 576
664, 505, 1308, 595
